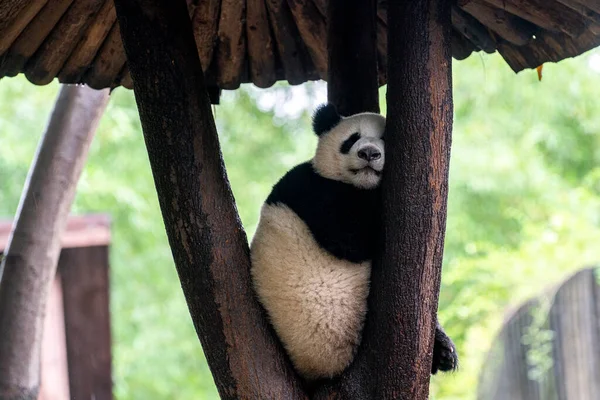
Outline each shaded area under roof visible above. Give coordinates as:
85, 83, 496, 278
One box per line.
0, 0, 599, 91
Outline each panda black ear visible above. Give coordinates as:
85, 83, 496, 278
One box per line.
312, 103, 341, 136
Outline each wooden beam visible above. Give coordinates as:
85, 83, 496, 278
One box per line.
59, 0, 117, 83
83, 23, 127, 89
452, 5, 497, 53
114, 64, 131, 90
312, 0, 326, 17
0, 85, 109, 400
23, 0, 105, 85
215, 0, 247, 89
59, 247, 112, 400
287, 0, 328, 80
264, 0, 308, 85
112, 1, 307, 398
477, 0, 589, 37
497, 28, 599, 72
376, 14, 388, 87
458, 0, 537, 45
555, 0, 600, 34
451, 28, 477, 60
0, 0, 73, 77
327, 0, 379, 115
0, 0, 47, 54
191, 0, 221, 73
567, 0, 600, 15
247, 0, 276, 88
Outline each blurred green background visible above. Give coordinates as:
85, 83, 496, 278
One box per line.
1, 50, 600, 399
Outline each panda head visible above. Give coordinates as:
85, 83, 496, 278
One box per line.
311, 103, 386, 190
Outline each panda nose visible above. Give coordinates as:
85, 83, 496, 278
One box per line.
358, 146, 381, 162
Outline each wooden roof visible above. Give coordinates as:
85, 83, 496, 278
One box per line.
0, 0, 599, 91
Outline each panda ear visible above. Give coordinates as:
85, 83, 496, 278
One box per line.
312, 103, 341, 136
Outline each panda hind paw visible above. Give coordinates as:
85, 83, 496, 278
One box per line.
431, 336, 458, 374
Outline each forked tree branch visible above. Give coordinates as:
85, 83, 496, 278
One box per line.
113, 1, 307, 399
114, 0, 452, 399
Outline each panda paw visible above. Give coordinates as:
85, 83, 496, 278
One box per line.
431, 328, 458, 374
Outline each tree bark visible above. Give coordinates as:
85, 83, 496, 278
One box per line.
115, 0, 452, 398
326, 0, 379, 115
317, 0, 454, 398
0, 85, 109, 400
112, 1, 307, 399
366, 0, 453, 397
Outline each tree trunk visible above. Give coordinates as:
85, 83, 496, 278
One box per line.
113, 1, 307, 399
115, 0, 452, 398
327, 0, 379, 115
317, 0, 454, 398
361, 0, 453, 397
0, 85, 109, 400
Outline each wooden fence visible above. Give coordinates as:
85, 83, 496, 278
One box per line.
478, 267, 600, 400
0, 215, 113, 400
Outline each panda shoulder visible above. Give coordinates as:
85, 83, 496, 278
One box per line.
265, 162, 316, 206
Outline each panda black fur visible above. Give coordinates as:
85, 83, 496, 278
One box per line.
250, 104, 457, 380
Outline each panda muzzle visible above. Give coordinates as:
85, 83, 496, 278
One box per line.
357, 146, 381, 162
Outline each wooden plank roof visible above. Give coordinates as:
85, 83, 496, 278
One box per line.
0, 0, 599, 91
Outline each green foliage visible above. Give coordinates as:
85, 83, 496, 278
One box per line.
1, 49, 600, 399
522, 298, 554, 383
432, 50, 600, 399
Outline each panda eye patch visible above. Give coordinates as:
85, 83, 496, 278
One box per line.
340, 132, 361, 154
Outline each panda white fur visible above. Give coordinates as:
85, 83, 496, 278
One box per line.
250, 104, 457, 380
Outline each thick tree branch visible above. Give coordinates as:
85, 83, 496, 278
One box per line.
317, 0, 454, 398
112, 1, 307, 399
326, 0, 379, 115
0, 85, 109, 400
366, 0, 453, 397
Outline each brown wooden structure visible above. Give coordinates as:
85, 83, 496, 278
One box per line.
0, 215, 113, 400
478, 267, 600, 400
1, 0, 599, 399
1, 0, 599, 94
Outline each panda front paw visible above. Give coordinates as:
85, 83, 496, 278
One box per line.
431, 326, 458, 374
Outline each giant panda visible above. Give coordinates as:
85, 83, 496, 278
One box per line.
250, 103, 457, 380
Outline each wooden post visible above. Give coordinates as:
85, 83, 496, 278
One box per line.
327, 0, 379, 115
113, 1, 306, 399
0, 86, 109, 400
363, 0, 453, 397
59, 246, 112, 400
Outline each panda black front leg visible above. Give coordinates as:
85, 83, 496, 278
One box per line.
431, 322, 458, 374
